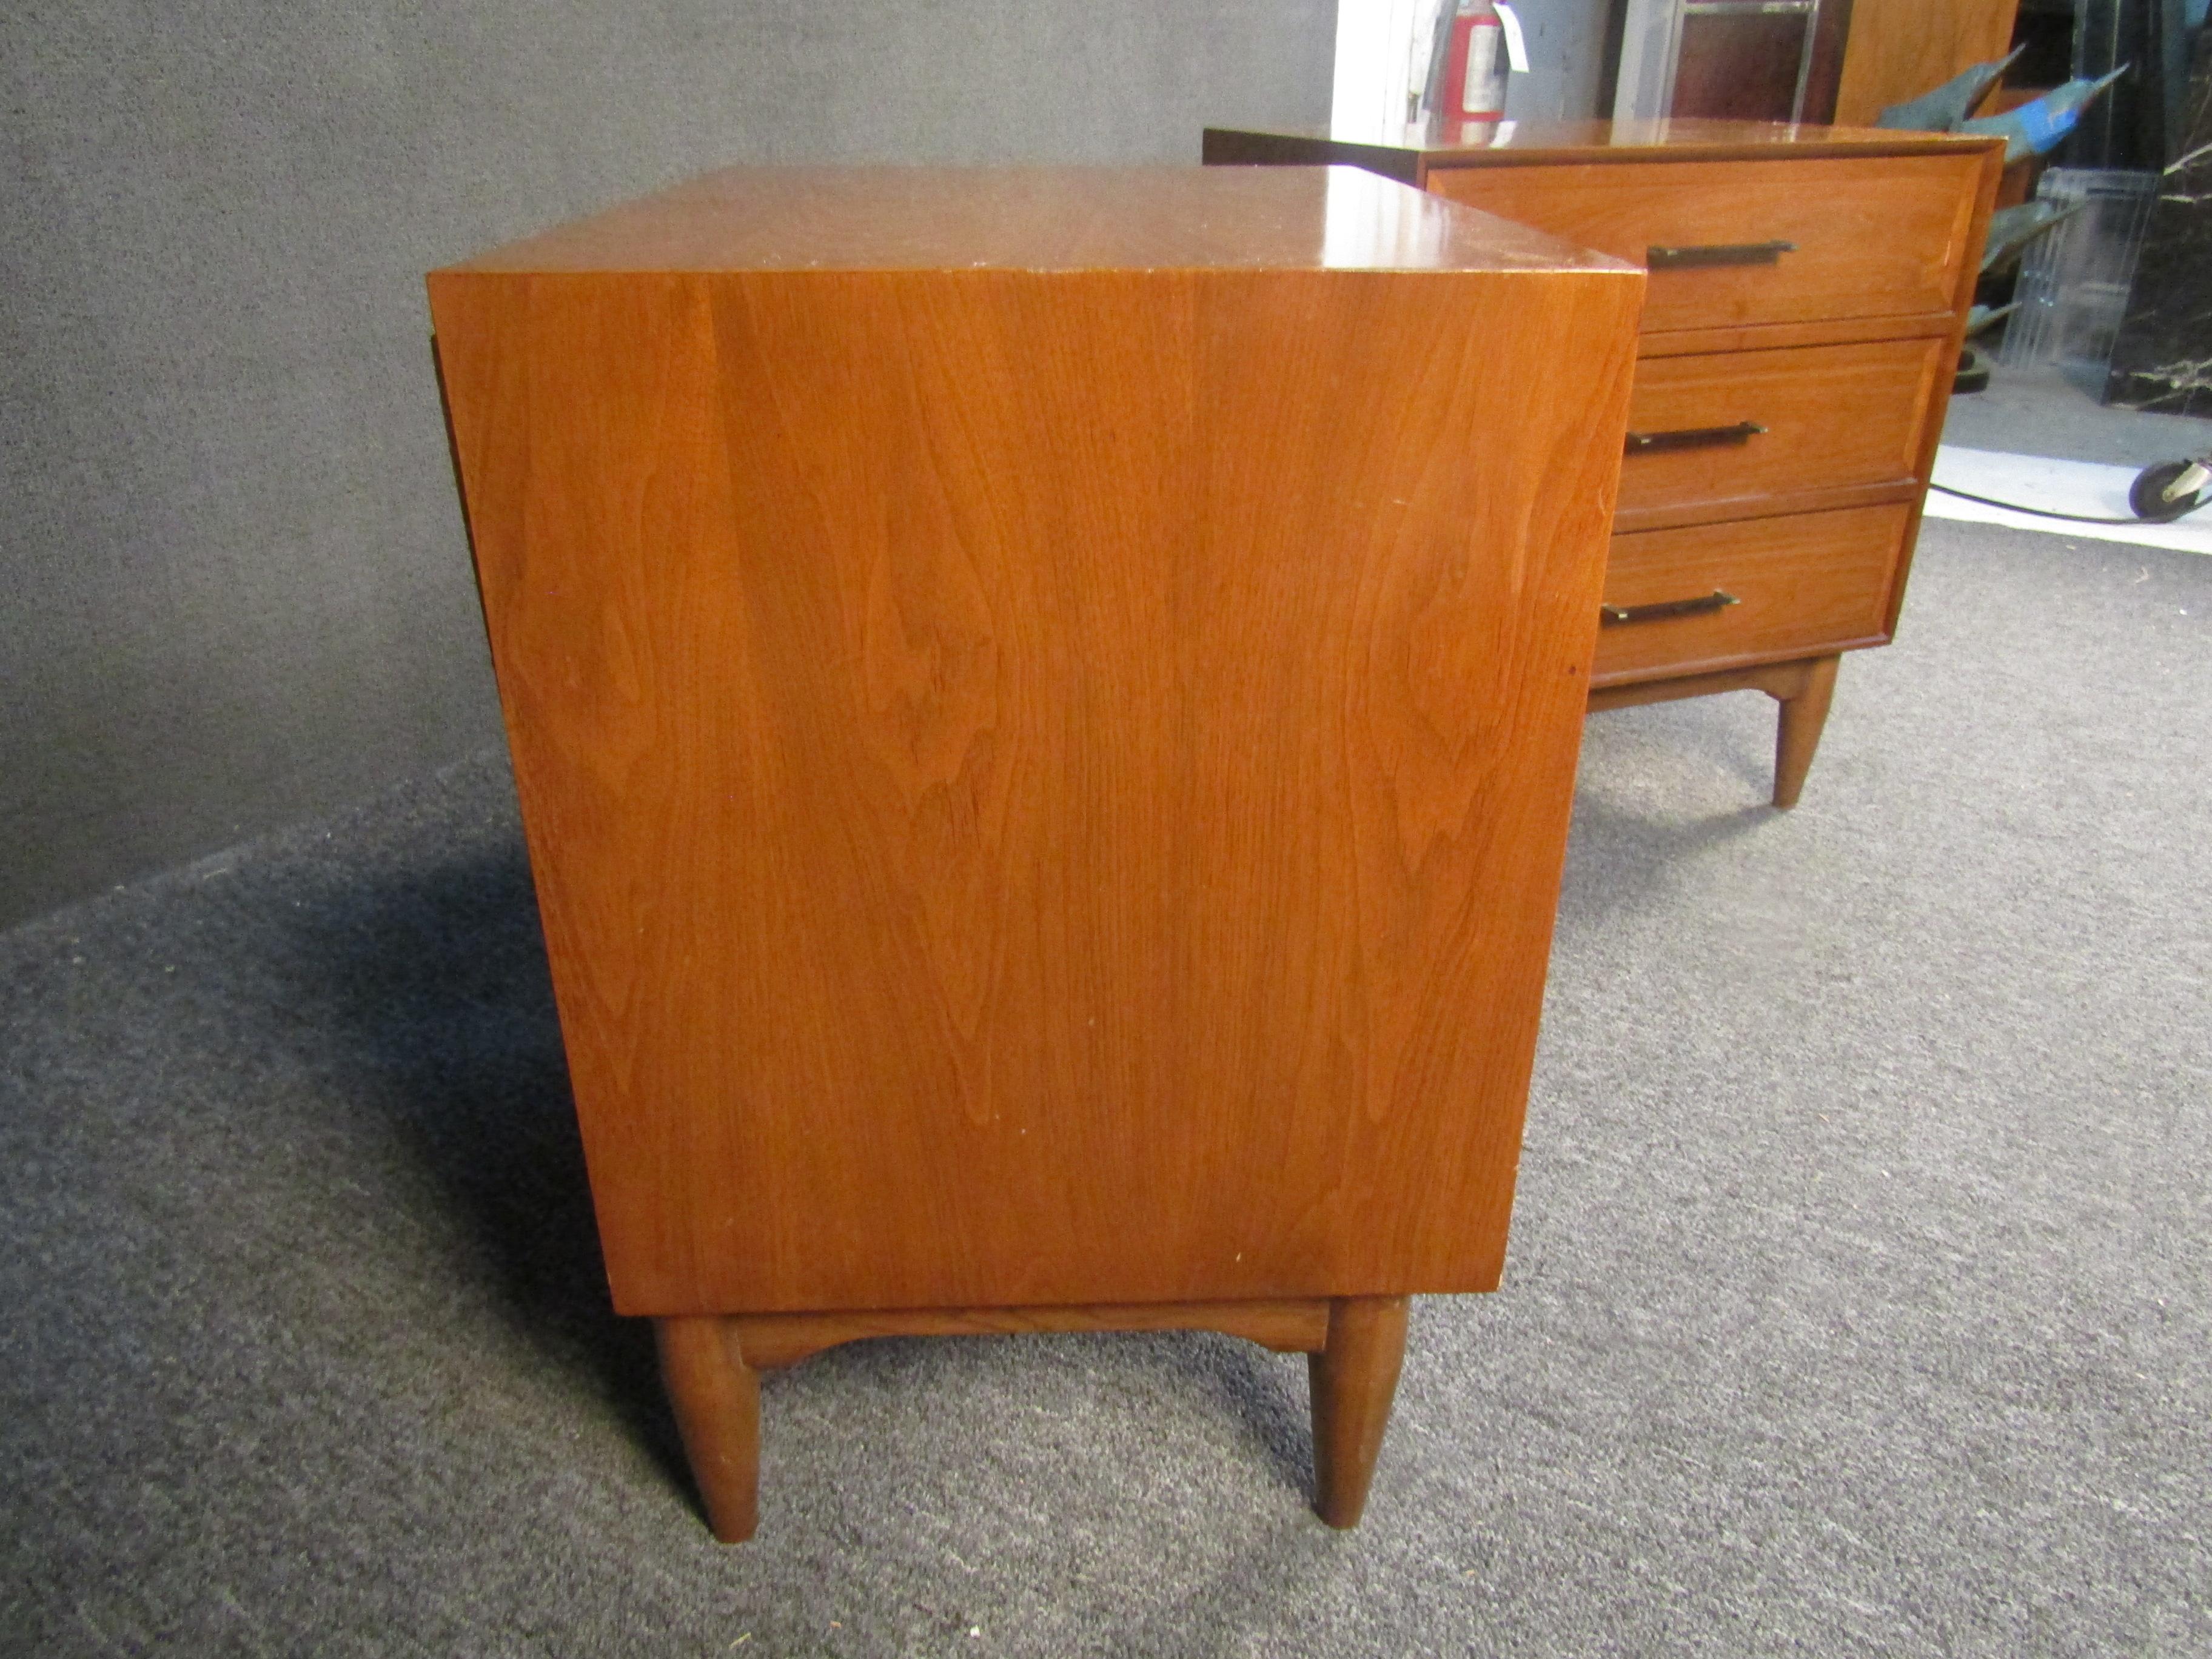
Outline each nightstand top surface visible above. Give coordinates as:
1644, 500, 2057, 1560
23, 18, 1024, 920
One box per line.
434, 164, 1634, 277
1208, 118, 2007, 167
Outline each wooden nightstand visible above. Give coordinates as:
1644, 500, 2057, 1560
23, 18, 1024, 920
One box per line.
1206, 121, 2004, 808
429, 166, 1644, 1540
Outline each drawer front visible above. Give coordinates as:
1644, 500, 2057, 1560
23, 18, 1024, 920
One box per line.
1592, 503, 1908, 682
1424, 155, 1982, 332
1616, 337, 1944, 527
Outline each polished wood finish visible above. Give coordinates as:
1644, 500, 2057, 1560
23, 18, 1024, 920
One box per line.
1670, 12, 1811, 123
432, 167, 1640, 1321
1670, 1, 1852, 126
432, 166, 1644, 1537
1834, 0, 2021, 129
1669, 0, 1854, 125
1616, 338, 1946, 528
1424, 156, 1985, 334
1772, 653, 1842, 809
1594, 504, 1907, 684
446, 163, 1621, 276
1205, 118, 1995, 170
656, 1316, 761, 1544
731, 1299, 1332, 1371
1586, 655, 1826, 712
1587, 654, 1841, 811
1206, 123, 2003, 808
660, 1295, 1399, 1535
1632, 310, 1957, 360
1310, 1296, 1411, 1529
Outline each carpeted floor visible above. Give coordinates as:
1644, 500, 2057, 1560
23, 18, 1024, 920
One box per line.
4, 518, 2208, 1657
1941, 361, 2212, 468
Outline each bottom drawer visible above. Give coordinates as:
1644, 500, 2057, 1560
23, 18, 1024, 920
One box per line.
1592, 502, 1910, 683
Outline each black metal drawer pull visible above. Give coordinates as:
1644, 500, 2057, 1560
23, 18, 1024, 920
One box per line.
1600, 591, 1740, 627
1647, 240, 1797, 270
1624, 420, 1766, 454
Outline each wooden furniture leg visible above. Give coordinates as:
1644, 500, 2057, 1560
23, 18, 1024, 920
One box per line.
1589, 652, 1846, 809
1308, 1295, 1411, 1529
1771, 652, 1840, 810
654, 1297, 1420, 1541
656, 1316, 760, 1543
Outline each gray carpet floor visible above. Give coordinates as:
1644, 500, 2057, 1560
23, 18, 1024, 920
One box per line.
4, 518, 2208, 1657
1941, 362, 2212, 468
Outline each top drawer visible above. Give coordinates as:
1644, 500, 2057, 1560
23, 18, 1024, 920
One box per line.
1424, 155, 1983, 333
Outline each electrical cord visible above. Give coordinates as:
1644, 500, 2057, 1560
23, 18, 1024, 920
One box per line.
1926, 480, 2184, 526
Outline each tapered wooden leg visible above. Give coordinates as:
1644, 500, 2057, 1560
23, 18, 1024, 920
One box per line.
1772, 653, 1840, 810
655, 1316, 760, 1543
1308, 1295, 1410, 1529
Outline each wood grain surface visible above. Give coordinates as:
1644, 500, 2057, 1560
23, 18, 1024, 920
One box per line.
727, 1298, 1333, 1370
1834, 0, 2021, 129
430, 169, 1643, 1318
1615, 338, 1946, 528
1422, 155, 1986, 333
1309, 1296, 1410, 1529
1206, 119, 1997, 169
1631, 311, 1959, 360
1204, 129, 2000, 813
1667, 7, 1843, 124
1771, 654, 1842, 809
1586, 655, 1825, 711
668, 1293, 1399, 1538
656, 1316, 761, 1543
1592, 504, 1909, 684
443, 163, 1628, 278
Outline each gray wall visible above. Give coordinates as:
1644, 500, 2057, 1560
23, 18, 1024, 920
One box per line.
0, 1, 1336, 930
1503, 0, 1618, 122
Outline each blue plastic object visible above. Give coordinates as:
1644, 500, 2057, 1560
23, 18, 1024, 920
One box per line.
1956, 68, 2130, 164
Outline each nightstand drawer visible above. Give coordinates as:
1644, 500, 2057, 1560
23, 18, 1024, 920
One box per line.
1592, 503, 1908, 682
1424, 154, 1982, 332
1614, 337, 1945, 529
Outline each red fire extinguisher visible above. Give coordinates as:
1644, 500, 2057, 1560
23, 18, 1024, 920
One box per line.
1441, 1, 1507, 123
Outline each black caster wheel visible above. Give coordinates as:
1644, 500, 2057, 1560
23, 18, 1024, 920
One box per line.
1952, 346, 1990, 395
2130, 460, 2207, 523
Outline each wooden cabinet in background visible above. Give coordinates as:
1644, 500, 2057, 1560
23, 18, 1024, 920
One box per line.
1832, 0, 2022, 127
1672, 0, 1855, 124
428, 166, 1645, 1541
1206, 120, 2003, 808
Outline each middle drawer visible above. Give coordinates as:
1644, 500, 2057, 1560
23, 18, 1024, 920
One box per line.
1615, 336, 1947, 531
